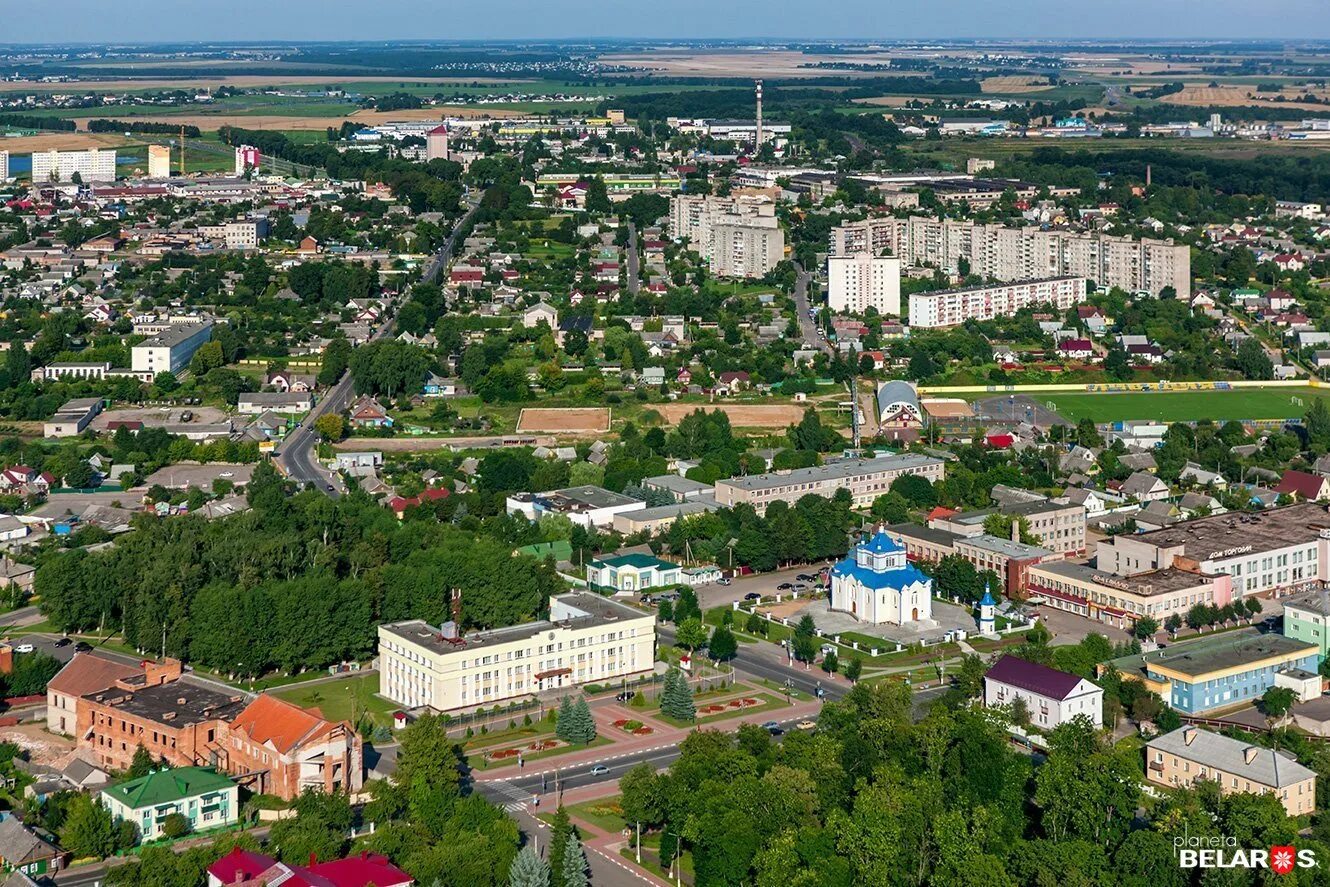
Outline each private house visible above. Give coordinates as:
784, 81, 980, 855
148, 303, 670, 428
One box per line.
586, 553, 682, 593
221, 695, 363, 800
349, 396, 392, 428
1146, 726, 1316, 816
207, 849, 413, 887
1057, 339, 1094, 360
522, 301, 558, 329
983, 655, 1104, 728
0, 818, 60, 877
100, 767, 238, 841
264, 370, 314, 393
1274, 469, 1330, 502
1120, 471, 1170, 503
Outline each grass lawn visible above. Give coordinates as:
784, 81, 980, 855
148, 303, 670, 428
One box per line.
562, 795, 628, 835
654, 691, 790, 728
620, 836, 695, 884
271, 672, 396, 729
1034, 387, 1330, 424
462, 722, 557, 753
470, 735, 612, 771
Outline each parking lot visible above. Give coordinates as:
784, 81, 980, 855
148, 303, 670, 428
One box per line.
693, 565, 832, 610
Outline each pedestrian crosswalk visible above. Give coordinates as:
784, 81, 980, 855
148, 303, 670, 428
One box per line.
488, 779, 530, 813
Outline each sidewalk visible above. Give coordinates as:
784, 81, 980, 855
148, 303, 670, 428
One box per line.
475, 695, 821, 781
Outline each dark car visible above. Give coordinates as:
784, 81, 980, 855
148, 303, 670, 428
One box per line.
744, 592, 762, 601
74, 641, 93, 652
777, 583, 794, 590
54, 637, 71, 648
615, 691, 634, 702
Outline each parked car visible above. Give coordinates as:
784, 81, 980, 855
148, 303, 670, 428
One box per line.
777, 583, 794, 590
589, 765, 609, 776
54, 637, 71, 648
74, 641, 93, 652
716, 578, 731, 586
820, 644, 836, 655
796, 719, 817, 730
615, 691, 633, 703
13, 644, 33, 654
762, 720, 780, 730
744, 592, 762, 601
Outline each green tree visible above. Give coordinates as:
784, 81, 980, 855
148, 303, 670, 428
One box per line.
548, 808, 573, 887
660, 666, 695, 721
1260, 686, 1297, 719
844, 656, 863, 683
314, 413, 344, 442
160, 812, 190, 839
559, 832, 588, 887
675, 617, 707, 651
1132, 616, 1159, 640
708, 624, 738, 662
127, 744, 154, 780
585, 177, 612, 215
508, 846, 550, 887
821, 649, 839, 674
61, 793, 115, 858
1235, 337, 1273, 381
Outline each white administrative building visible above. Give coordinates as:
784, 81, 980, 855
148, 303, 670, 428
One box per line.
130, 321, 214, 377
31, 148, 117, 183
828, 254, 901, 315
830, 530, 933, 624
377, 593, 656, 712
909, 277, 1086, 328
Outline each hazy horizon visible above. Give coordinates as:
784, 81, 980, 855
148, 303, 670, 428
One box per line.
6, 0, 1330, 44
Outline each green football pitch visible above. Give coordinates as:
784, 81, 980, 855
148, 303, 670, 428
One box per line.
1031, 388, 1330, 423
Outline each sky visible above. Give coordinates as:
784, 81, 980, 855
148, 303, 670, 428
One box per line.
4, 0, 1330, 43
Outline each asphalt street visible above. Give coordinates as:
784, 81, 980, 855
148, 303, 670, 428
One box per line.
275, 200, 480, 495
792, 263, 832, 354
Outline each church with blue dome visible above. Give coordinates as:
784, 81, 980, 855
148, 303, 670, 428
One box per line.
829, 529, 934, 625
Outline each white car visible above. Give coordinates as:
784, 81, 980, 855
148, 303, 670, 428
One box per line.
13, 643, 33, 654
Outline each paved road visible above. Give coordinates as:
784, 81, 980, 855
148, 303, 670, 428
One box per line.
275, 201, 479, 495
657, 623, 847, 702
626, 222, 641, 295
792, 263, 832, 355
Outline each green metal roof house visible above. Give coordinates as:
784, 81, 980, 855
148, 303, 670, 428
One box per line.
100, 767, 238, 842
587, 553, 681, 593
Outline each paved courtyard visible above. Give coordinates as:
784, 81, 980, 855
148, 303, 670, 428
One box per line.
787, 597, 979, 648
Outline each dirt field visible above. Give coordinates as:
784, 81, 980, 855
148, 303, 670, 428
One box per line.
0, 725, 75, 765
348, 107, 522, 123
920, 398, 975, 419
981, 76, 1054, 94
1165, 84, 1330, 111
91, 406, 227, 431
655, 403, 808, 428
333, 435, 555, 451
516, 407, 611, 433
0, 131, 130, 152
45, 105, 518, 134
759, 600, 808, 620
603, 50, 907, 79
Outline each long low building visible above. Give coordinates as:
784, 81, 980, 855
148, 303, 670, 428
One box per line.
612, 498, 720, 534
378, 593, 656, 713
886, 522, 1056, 594
1103, 628, 1319, 715
908, 277, 1086, 328
1026, 560, 1232, 628
506, 484, 645, 529
1147, 726, 1316, 816
713, 453, 944, 514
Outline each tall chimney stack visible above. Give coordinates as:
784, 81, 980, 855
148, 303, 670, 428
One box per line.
755, 79, 764, 150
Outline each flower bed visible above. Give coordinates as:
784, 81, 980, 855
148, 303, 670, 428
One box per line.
612, 718, 653, 735
485, 737, 559, 761
698, 697, 761, 717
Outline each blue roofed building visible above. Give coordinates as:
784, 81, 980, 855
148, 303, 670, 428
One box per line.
830, 530, 933, 625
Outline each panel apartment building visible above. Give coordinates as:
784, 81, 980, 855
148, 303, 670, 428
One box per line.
378, 593, 656, 713
829, 216, 1190, 299
713, 453, 945, 514
827, 254, 902, 315
31, 148, 118, 183
909, 277, 1086, 328
669, 194, 784, 278
131, 321, 214, 378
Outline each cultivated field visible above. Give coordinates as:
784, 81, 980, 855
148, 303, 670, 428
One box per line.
1165, 84, 1330, 111
980, 76, 1054, 94
41, 105, 520, 134
655, 403, 808, 428
602, 50, 907, 79
516, 407, 611, 433
0, 75, 526, 93
0, 131, 130, 152
1036, 388, 1330, 423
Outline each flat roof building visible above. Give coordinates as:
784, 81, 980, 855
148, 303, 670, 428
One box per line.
714, 453, 944, 515
506, 484, 645, 529
1026, 559, 1232, 629
131, 321, 213, 378
378, 593, 656, 713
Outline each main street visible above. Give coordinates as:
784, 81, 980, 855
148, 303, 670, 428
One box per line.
792, 262, 832, 355
275, 200, 480, 495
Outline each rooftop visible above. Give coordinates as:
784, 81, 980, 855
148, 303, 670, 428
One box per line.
1029, 560, 1219, 598
1108, 628, 1316, 680
718, 453, 942, 492
516, 484, 641, 512
82, 681, 247, 728
1148, 726, 1315, 788
985, 655, 1090, 701
1122, 503, 1330, 561
619, 499, 719, 523
381, 592, 651, 656
137, 321, 212, 350
102, 766, 234, 809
